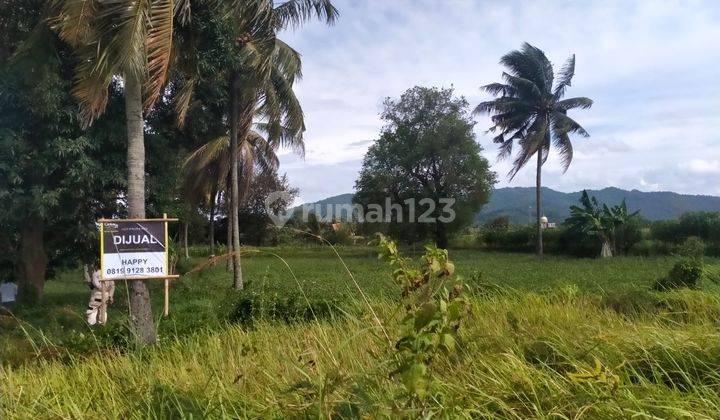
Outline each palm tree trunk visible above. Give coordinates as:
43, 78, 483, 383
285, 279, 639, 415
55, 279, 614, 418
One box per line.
124, 72, 156, 345
536, 150, 543, 258
183, 221, 189, 259
226, 191, 233, 272
209, 186, 217, 256
230, 74, 244, 290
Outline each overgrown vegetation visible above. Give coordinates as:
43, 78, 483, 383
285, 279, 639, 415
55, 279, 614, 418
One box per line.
476, 210, 720, 258
2, 245, 720, 417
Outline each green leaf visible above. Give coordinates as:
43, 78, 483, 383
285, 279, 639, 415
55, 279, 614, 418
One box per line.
447, 301, 463, 321
402, 363, 428, 396
414, 302, 437, 330
441, 333, 456, 352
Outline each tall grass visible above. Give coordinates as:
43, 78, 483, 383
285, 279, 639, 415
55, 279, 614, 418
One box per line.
3, 290, 720, 418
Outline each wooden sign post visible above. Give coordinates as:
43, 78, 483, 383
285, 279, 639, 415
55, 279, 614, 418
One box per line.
98, 214, 179, 318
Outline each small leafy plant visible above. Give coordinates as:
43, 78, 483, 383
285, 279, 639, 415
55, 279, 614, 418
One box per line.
653, 258, 704, 290
377, 235, 468, 400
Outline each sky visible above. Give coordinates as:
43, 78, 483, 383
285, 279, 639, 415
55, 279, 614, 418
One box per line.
277, 0, 720, 204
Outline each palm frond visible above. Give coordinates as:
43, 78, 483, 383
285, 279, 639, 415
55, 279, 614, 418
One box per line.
552, 131, 573, 172
145, 0, 175, 109
480, 82, 516, 98
553, 54, 575, 99
274, 0, 338, 29
173, 75, 198, 127
556, 97, 593, 111
273, 38, 302, 82
69, 50, 113, 126
522, 42, 553, 94
101, 0, 151, 80
501, 72, 542, 99
174, 0, 192, 25
508, 117, 547, 179
552, 112, 589, 137
49, 0, 97, 47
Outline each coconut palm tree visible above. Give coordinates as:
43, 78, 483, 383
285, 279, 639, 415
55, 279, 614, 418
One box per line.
175, 0, 336, 289
475, 43, 593, 258
181, 129, 281, 215
227, 0, 335, 290
181, 120, 302, 256
51, 0, 191, 344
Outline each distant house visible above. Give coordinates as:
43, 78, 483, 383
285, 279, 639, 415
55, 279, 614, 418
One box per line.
540, 216, 556, 229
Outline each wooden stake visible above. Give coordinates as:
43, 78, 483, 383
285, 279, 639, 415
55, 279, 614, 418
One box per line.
163, 279, 170, 317
100, 288, 107, 325
163, 212, 170, 317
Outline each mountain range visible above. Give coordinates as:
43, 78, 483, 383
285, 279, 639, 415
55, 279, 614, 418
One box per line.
296, 187, 720, 224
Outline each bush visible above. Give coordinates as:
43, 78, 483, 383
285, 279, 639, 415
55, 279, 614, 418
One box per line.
676, 236, 706, 258
557, 226, 598, 257
650, 212, 720, 244
325, 224, 354, 245
615, 217, 644, 254
653, 259, 704, 291
483, 216, 510, 231
227, 291, 348, 326
479, 225, 597, 257
602, 289, 660, 317
630, 239, 672, 256
480, 225, 534, 252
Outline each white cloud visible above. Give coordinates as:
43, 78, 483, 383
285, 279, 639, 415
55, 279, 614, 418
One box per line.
680, 159, 720, 175
278, 0, 720, 203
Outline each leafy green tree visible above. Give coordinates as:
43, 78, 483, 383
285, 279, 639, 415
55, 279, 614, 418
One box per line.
565, 190, 639, 258
475, 43, 593, 257
236, 167, 298, 246
354, 86, 496, 248
0, 2, 129, 302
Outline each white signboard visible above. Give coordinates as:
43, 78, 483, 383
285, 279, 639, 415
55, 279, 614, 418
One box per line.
101, 220, 168, 280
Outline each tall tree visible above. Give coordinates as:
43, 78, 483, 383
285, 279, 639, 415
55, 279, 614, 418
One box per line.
475, 43, 592, 257
227, 1, 335, 290
51, 0, 191, 344
354, 86, 496, 248
175, 0, 337, 289
181, 128, 281, 237
0, 1, 130, 302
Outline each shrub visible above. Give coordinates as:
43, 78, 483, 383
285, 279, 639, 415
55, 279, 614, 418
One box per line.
653, 258, 704, 291
483, 216, 510, 231
602, 289, 660, 317
650, 212, 720, 244
676, 236, 706, 258
325, 224, 354, 245
377, 235, 468, 400
227, 291, 347, 326
629, 239, 672, 256
557, 226, 598, 257
481, 225, 534, 252
615, 217, 644, 254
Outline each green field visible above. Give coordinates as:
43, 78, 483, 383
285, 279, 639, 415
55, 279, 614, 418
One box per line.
2, 246, 720, 418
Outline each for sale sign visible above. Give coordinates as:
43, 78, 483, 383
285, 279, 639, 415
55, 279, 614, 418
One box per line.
101, 220, 168, 280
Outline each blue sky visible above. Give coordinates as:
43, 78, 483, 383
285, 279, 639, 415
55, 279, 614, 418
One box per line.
278, 0, 720, 203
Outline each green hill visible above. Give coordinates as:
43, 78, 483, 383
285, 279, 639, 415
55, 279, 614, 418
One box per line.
297, 187, 720, 224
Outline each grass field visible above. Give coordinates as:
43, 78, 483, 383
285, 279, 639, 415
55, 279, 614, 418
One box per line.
2, 245, 720, 418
